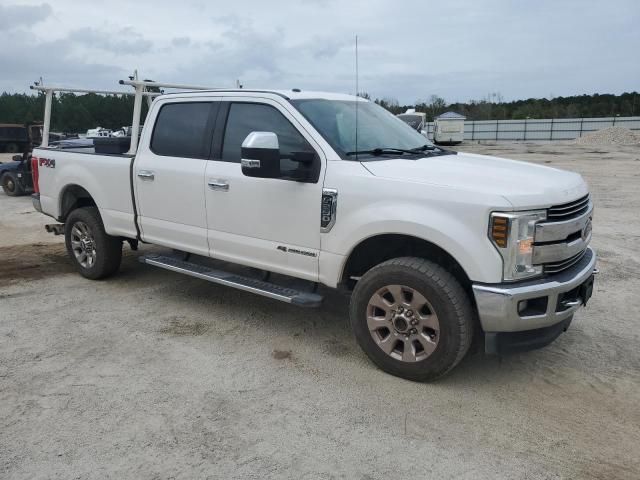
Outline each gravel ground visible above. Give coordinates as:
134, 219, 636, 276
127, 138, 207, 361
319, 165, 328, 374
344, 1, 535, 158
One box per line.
1, 144, 639, 479
575, 127, 640, 146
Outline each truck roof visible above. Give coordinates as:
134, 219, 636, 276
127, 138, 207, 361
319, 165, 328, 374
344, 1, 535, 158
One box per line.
158, 89, 363, 102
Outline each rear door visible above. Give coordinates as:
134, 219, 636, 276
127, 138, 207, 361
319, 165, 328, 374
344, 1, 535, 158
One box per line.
134, 100, 219, 255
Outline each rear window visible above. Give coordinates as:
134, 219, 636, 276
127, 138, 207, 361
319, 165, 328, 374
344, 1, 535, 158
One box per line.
150, 102, 212, 158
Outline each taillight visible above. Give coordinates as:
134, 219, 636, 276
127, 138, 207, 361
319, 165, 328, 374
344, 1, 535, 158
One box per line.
31, 156, 40, 193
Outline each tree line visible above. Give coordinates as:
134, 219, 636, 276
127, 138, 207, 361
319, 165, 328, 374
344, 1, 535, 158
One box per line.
1, 90, 638, 133
0, 92, 147, 134
366, 91, 640, 121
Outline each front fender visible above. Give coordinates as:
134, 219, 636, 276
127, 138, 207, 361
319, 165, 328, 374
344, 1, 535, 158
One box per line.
321, 197, 505, 285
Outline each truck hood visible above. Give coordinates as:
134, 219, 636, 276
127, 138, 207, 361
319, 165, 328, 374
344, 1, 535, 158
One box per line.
362, 151, 588, 208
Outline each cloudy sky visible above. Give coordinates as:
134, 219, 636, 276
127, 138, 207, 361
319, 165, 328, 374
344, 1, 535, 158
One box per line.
1, 0, 638, 103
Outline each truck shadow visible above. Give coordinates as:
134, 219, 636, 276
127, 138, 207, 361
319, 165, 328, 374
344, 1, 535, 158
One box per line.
92, 247, 640, 386
3, 244, 632, 387
127, 264, 528, 382
0, 243, 74, 288
0, 242, 149, 289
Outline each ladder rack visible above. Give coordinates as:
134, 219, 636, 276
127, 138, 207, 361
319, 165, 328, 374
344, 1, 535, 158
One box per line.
30, 70, 223, 154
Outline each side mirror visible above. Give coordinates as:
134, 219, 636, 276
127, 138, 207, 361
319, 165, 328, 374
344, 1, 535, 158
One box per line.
241, 131, 281, 179
289, 151, 315, 164
240, 131, 319, 183
12, 154, 23, 162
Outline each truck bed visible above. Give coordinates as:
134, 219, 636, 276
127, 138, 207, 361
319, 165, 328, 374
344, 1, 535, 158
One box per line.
32, 147, 138, 240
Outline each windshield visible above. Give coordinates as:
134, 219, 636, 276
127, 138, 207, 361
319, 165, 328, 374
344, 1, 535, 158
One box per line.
292, 99, 433, 159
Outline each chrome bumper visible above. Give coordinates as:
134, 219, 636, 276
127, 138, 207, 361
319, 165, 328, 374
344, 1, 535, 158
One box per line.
472, 247, 597, 333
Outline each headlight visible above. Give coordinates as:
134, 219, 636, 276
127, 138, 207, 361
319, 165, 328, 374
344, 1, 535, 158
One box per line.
490, 210, 547, 281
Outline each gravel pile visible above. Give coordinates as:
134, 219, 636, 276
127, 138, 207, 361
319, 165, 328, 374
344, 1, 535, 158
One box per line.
575, 126, 640, 145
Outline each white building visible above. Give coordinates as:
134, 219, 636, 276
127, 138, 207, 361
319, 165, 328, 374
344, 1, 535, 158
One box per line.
433, 111, 466, 145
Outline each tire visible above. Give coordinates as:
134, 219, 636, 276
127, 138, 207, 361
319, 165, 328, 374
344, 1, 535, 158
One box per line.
350, 257, 474, 382
64, 207, 122, 279
2, 172, 23, 196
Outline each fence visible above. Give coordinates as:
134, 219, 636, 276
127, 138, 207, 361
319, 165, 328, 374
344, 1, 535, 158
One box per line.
424, 116, 640, 141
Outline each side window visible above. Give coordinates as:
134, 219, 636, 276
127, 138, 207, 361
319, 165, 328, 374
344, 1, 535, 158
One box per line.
221, 103, 314, 169
150, 102, 213, 159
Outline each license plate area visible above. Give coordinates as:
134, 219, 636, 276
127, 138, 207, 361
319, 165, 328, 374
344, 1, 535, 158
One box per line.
556, 274, 595, 312
579, 275, 594, 306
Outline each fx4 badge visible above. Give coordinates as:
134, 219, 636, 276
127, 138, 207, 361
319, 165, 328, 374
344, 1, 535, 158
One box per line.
321, 188, 338, 233
39, 158, 56, 168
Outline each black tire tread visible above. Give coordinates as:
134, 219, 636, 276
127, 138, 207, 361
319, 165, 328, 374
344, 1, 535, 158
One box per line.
350, 256, 474, 381
64, 207, 122, 280
2, 172, 23, 196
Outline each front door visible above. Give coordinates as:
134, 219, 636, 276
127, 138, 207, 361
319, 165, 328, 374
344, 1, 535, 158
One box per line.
205, 98, 325, 281
134, 100, 218, 256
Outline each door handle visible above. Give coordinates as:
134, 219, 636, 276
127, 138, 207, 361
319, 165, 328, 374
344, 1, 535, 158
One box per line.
137, 170, 155, 180
208, 180, 229, 191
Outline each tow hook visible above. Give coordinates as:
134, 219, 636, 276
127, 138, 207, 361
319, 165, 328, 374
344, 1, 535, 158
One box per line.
592, 268, 600, 275
45, 224, 65, 235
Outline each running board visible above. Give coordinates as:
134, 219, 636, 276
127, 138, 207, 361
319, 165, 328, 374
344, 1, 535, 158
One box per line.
139, 254, 323, 308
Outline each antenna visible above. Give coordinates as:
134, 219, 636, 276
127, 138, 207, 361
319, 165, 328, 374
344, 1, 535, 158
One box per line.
355, 34, 359, 159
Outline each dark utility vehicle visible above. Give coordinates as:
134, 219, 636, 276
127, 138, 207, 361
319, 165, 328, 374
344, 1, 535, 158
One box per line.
0, 153, 34, 196
0, 123, 43, 154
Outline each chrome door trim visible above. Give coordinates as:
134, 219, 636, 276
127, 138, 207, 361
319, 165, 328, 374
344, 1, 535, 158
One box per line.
320, 188, 338, 233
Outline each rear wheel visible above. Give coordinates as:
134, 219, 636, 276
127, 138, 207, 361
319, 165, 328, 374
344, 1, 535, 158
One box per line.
64, 207, 122, 279
2, 172, 23, 196
350, 257, 473, 381
4, 143, 19, 154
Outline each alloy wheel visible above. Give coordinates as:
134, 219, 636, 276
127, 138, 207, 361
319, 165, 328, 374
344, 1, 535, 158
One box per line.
70, 221, 97, 268
366, 284, 440, 362
3, 177, 15, 193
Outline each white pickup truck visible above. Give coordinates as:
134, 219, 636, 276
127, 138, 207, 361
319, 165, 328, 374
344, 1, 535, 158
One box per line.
31, 88, 596, 381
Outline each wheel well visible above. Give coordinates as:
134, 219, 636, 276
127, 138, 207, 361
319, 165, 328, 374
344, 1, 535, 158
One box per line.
59, 185, 96, 222
2, 170, 18, 182
342, 234, 472, 293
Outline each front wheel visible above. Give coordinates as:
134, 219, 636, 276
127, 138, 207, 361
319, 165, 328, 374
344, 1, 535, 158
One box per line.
64, 207, 122, 279
350, 257, 474, 381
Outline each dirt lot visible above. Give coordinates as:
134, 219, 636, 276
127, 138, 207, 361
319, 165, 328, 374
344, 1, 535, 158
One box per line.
1, 144, 639, 479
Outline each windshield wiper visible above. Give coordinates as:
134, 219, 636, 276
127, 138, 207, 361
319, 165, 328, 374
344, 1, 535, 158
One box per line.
346, 147, 428, 156
409, 144, 438, 152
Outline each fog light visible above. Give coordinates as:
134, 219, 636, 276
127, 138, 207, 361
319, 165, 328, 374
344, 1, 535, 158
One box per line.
518, 296, 549, 316
518, 300, 528, 314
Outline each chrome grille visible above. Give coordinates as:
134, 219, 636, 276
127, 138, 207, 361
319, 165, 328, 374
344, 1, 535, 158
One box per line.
534, 193, 593, 275
548, 194, 590, 221
543, 250, 588, 274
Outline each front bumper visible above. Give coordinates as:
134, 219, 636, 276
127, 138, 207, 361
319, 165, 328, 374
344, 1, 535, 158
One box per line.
472, 247, 596, 349
484, 316, 573, 355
